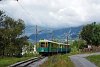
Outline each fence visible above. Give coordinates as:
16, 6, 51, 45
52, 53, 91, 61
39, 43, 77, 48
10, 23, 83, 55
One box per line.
80, 46, 100, 52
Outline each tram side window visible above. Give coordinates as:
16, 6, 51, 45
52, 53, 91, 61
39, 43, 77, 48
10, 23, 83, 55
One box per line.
48, 42, 51, 47
45, 42, 48, 47
64, 45, 66, 48
60, 45, 62, 48
67, 45, 69, 48
51, 43, 53, 48
62, 45, 63, 48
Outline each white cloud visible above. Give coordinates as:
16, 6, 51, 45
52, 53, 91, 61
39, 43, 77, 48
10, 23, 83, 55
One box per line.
0, 0, 100, 28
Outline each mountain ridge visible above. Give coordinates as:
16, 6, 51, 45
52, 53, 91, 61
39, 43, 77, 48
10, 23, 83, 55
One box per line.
27, 25, 83, 41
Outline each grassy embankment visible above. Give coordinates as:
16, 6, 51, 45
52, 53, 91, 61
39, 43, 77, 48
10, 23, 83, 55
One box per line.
86, 55, 100, 67
0, 53, 39, 67
39, 47, 95, 67
40, 54, 75, 67
39, 45, 81, 67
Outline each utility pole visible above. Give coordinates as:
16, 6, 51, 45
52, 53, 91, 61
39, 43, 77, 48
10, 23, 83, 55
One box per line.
34, 25, 37, 53
52, 31, 53, 41
78, 34, 81, 51
35, 25, 37, 46
51, 31, 54, 41
66, 33, 69, 53
67, 33, 68, 45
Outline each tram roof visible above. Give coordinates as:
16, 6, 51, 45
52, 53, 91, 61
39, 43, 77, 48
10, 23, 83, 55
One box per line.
39, 40, 58, 44
57, 43, 64, 45
65, 44, 70, 45
39, 39, 53, 42
57, 43, 70, 45
39, 40, 70, 45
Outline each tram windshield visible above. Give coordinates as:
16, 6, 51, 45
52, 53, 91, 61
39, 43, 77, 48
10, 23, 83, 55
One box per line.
40, 42, 45, 47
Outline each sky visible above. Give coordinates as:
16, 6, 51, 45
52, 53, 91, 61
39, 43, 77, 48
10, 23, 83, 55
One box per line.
0, 0, 100, 28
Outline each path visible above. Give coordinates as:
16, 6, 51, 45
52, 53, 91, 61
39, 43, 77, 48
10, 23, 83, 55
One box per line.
69, 52, 100, 67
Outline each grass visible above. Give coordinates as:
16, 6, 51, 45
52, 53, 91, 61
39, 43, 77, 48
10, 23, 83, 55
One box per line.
0, 57, 32, 67
40, 54, 75, 67
86, 55, 100, 67
39, 48, 97, 67
0, 53, 39, 67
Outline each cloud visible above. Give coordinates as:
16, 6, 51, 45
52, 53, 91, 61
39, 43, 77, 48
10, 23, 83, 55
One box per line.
0, 0, 100, 28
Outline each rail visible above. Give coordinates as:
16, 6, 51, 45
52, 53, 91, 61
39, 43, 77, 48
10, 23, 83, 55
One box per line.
9, 56, 45, 67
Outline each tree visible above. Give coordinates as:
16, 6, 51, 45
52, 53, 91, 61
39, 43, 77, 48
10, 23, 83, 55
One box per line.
80, 22, 100, 46
0, 11, 6, 56
0, 10, 28, 57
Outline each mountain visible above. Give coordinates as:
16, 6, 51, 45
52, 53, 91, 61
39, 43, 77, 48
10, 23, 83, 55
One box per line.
28, 26, 83, 41
25, 25, 53, 36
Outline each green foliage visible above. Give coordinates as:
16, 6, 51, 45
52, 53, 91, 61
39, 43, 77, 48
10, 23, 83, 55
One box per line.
71, 40, 86, 52
80, 22, 100, 46
0, 10, 28, 57
22, 42, 34, 54
87, 55, 100, 67
78, 40, 87, 49
23, 53, 39, 57
40, 54, 74, 67
71, 40, 78, 48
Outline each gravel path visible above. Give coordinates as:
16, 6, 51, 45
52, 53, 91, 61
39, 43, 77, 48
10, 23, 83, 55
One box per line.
69, 52, 100, 67
27, 57, 48, 67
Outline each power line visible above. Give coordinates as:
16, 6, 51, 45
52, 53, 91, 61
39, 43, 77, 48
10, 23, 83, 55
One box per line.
16, 1, 37, 23
0, 5, 13, 17
0, 0, 19, 17
0, 0, 36, 23
16, 1, 42, 46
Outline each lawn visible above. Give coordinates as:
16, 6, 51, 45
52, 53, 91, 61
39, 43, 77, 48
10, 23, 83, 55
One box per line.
0, 53, 39, 67
40, 54, 74, 67
86, 55, 100, 67
0, 57, 32, 67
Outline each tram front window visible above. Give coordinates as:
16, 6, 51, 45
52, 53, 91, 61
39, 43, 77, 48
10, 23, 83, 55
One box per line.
40, 42, 45, 47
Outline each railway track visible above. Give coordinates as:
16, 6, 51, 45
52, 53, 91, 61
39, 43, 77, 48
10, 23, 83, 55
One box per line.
9, 56, 45, 67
